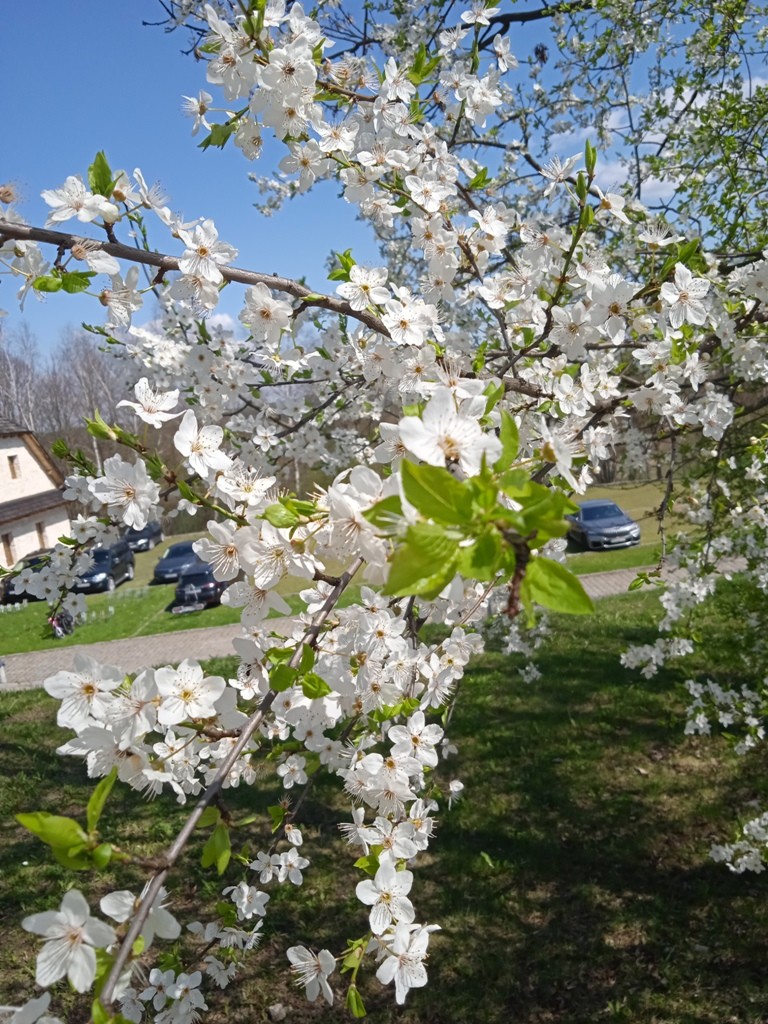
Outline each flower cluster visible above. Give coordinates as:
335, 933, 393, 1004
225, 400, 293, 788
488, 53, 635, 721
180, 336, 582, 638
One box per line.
2, 0, 768, 1017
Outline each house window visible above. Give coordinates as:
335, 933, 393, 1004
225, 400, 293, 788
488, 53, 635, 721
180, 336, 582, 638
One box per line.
36, 522, 47, 548
7, 454, 19, 479
1, 533, 14, 566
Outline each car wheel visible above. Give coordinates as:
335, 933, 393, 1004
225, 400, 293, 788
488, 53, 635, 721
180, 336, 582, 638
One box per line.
126, 563, 135, 582
159, 532, 165, 543
105, 576, 116, 593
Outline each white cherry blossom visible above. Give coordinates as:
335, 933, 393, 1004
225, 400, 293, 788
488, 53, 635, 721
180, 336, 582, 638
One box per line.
22, 890, 116, 993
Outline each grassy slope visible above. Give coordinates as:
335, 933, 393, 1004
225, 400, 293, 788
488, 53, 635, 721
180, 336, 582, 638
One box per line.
0, 533, 238, 655
1, 590, 767, 1023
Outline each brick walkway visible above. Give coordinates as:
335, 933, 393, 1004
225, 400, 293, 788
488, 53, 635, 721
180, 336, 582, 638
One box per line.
0, 561, 742, 692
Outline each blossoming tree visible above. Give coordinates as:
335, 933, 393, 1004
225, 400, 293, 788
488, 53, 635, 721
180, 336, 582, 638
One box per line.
2, 0, 768, 1019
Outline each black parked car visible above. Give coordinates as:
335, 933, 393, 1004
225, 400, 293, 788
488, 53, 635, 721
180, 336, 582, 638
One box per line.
173, 563, 229, 611
566, 499, 641, 550
74, 540, 135, 593
0, 548, 54, 605
153, 541, 204, 584
124, 521, 164, 552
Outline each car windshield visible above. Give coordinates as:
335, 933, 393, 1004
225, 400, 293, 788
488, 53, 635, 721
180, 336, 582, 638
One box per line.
164, 543, 195, 559
91, 548, 111, 563
582, 504, 623, 521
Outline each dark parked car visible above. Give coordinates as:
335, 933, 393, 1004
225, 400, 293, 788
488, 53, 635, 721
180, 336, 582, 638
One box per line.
74, 540, 135, 593
173, 563, 229, 611
566, 500, 641, 550
153, 541, 204, 584
0, 549, 54, 605
124, 521, 164, 552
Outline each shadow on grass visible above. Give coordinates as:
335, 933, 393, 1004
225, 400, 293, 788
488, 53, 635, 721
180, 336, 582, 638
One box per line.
402, 634, 768, 1024
2, 595, 768, 1023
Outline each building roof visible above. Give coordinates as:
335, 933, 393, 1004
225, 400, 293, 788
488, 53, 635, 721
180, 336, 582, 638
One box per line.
0, 416, 27, 436
0, 489, 69, 529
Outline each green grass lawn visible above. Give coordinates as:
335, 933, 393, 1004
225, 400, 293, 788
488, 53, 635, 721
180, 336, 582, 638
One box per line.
0, 533, 246, 655
2, 590, 767, 1022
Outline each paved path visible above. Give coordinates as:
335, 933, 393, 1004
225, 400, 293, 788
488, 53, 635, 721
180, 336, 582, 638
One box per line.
0, 562, 742, 692
1, 623, 246, 692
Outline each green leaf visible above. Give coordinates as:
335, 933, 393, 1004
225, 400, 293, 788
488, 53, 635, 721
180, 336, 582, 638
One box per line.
144, 453, 166, 482
92, 948, 116, 997
585, 139, 597, 176
265, 646, 297, 665
521, 557, 594, 615
32, 274, 63, 293
363, 494, 404, 531
51, 845, 92, 870
16, 811, 89, 850
86, 411, 117, 442
579, 203, 595, 229
301, 671, 332, 699
456, 528, 503, 581
175, 478, 199, 504
290, 498, 318, 516
677, 239, 700, 266
328, 248, 356, 281
201, 823, 231, 875
342, 942, 365, 972
353, 852, 380, 876
494, 410, 520, 471
270, 663, 299, 692
198, 122, 237, 150
92, 843, 113, 870
215, 900, 239, 927
346, 984, 367, 1018
264, 502, 300, 528
400, 460, 473, 525
50, 438, 72, 459
60, 270, 96, 294
87, 767, 117, 833
298, 644, 315, 674
382, 524, 459, 599
483, 380, 504, 415
88, 151, 113, 197
268, 804, 286, 833
91, 999, 111, 1024
368, 696, 421, 724
196, 806, 221, 829
467, 166, 490, 190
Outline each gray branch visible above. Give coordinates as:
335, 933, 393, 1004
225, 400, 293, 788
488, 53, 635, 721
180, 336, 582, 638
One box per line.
0, 219, 390, 339
98, 554, 365, 1007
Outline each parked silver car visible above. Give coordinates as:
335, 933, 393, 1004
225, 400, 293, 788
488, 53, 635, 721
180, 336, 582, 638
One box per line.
566, 500, 641, 550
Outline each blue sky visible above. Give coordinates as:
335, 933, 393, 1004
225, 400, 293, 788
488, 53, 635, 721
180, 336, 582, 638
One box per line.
1, 1, 379, 351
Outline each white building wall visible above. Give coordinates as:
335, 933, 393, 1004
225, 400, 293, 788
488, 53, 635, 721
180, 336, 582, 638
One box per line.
0, 436, 52, 500
1, 509, 72, 568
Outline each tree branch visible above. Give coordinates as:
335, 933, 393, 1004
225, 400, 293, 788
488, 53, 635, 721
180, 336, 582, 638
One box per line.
98, 555, 365, 1007
0, 220, 390, 339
